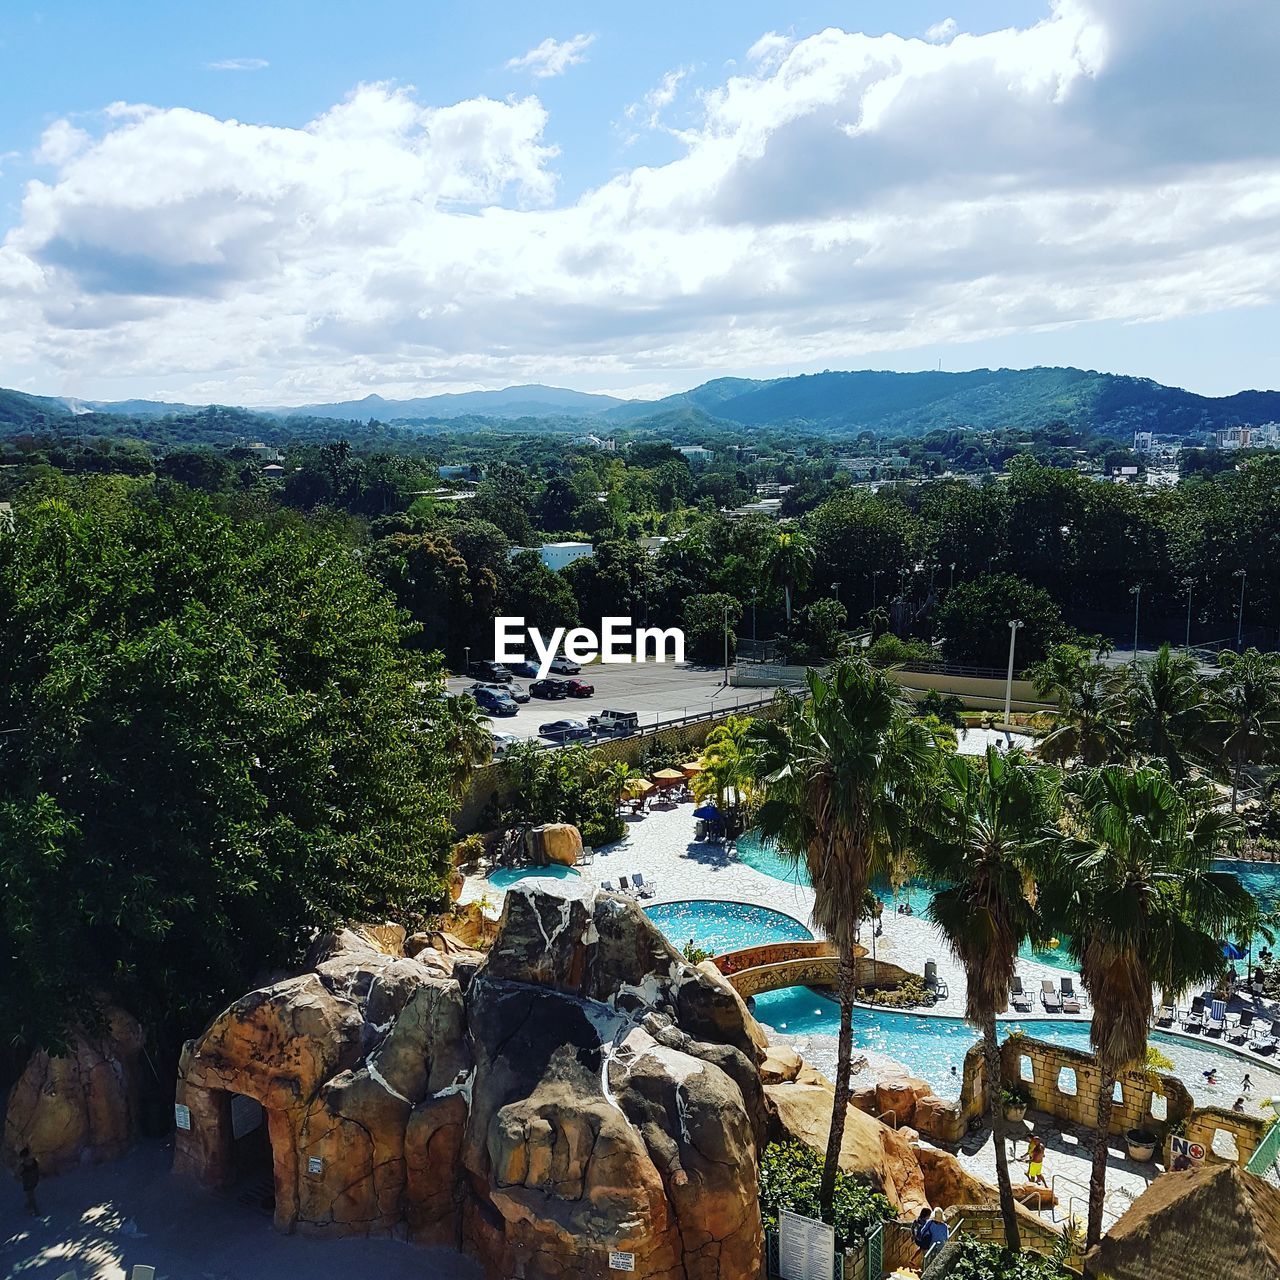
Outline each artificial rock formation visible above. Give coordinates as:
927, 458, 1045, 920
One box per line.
526, 822, 583, 867
174, 884, 766, 1280
3, 1005, 145, 1175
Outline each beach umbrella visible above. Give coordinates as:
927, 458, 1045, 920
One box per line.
679, 761, 703, 777
621, 777, 654, 800
1223, 941, 1247, 961
651, 768, 685, 788
693, 804, 722, 821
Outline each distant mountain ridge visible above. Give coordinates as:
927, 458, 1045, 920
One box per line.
3, 367, 1280, 436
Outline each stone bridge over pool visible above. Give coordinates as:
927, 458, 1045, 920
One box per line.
712, 940, 916, 998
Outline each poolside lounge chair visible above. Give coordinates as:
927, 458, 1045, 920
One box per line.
1155, 1004, 1176, 1027
631, 872, 656, 899
1228, 1009, 1255, 1043
1205, 999, 1228, 1037
131, 1269, 156, 1280
1040, 980, 1063, 1013
1252, 1020, 1279, 1052
1181, 996, 1206, 1032
1060, 976, 1087, 1007
1010, 976, 1033, 1012
601, 880, 616, 892
618, 875, 636, 896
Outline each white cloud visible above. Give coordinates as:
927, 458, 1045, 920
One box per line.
624, 66, 692, 133
925, 18, 958, 44
505, 34, 595, 79
205, 57, 269, 72
35, 120, 89, 165
746, 31, 793, 68
5, 1, 1280, 402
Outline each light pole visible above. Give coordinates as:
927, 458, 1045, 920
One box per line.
1183, 578, 1194, 652
463, 644, 471, 676
871, 570, 880, 611
949, 562, 956, 592
1004, 619, 1023, 728
1130, 584, 1142, 665
723, 604, 731, 687
750, 591, 758, 642
1236, 569, 1247, 649
832, 581, 841, 604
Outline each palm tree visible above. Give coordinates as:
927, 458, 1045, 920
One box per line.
765, 529, 815, 624
918, 746, 1053, 1249
694, 714, 756, 832
749, 658, 936, 1213
1042, 765, 1254, 1246
1121, 643, 1210, 780
433, 693, 493, 799
1207, 648, 1280, 810
1033, 649, 1126, 768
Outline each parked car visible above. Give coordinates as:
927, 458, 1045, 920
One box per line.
530, 678, 570, 699
469, 680, 529, 703
507, 659, 541, 678
563, 678, 594, 698
548, 656, 581, 675
538, 718, 592, 743
588, 708, 640, 736
474, 687, 519, 717
467, 660, 512, 684
489, 731, 519, 757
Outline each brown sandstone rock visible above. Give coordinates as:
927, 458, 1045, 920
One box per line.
2, 1006, 144, 1175
765, 1080, 926, 1212
917, 1145, 998, 1208
526, 822, 583, 867
760, 1045, 803, 1084
875, 1076, 932, 1127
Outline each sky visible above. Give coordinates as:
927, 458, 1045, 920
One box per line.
2, 0, 1279, 406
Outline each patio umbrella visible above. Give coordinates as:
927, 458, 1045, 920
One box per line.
1086, 1163, 1280, 1280
693, 804, 722, 822
651, 768, 685, 788
621, 777, 654, 800
679, 761, 703, 777
1223, 941, 1247, 961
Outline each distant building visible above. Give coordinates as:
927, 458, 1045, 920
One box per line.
676, 445, 714, 466
1132, 431, 1155, 453
261, 464, 287, 480
245, 442, 284, 463
508, 541, 595, 572
1214, 426, 1253, 451
438, 464, 482, 481
836, 455, 912, 477
726, 498, 784, 519
570, 434, 616, 451
638, 535, 671, 554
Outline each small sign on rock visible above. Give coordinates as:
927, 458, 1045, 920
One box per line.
608, 1251, 636, 1272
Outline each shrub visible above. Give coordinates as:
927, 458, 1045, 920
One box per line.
866, 632, 937, 668
948, 1236, 1074, 1279
682, 940, 713, 965
758, 1140, 894, 1249
857, 975, 930, 1008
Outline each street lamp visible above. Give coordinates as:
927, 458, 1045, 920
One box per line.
1130, 584, 1142, 665
871, 569, 881, 610
949, 562, 956, 591
1183, 578, 1195, 652
463, 644, 471, 676
1236, 569, 1248, 649
750, 591, 758, 642
832, 581, 841, 603
723, 603, 731, 687
1004, 620, 1023, 728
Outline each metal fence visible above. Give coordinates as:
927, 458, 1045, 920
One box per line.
1246, 1118, 1280, 1188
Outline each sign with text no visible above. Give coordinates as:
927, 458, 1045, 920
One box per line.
779, 1208, 835, 1280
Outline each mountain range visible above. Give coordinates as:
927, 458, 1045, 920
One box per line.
4, 366, 1280, 438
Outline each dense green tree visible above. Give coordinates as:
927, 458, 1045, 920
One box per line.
683, 592, 741, 666
0, 483, 456, 1063
935, 574, 1065, 668
765, 529, 815, 623
804, 491, 920, 618
498, 550, 581, 634
1120, 644, 1211, 780
1208, 648, 1280, 809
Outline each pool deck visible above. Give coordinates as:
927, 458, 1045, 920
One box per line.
461, 802, 1280, 1112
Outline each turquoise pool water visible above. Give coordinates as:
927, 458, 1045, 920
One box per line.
735, 833, 1280, 971
488, 864, 581, 890
645, 900, 813, 955
749, 991, 1277, 1104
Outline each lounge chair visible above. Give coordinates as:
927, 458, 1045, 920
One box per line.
1205, 999, 1227, 1038
1040, 980, 1063, 1013
1155, 1004, 1176, 1027
131, 1269, 156, 1280
1060, 977, 1087, 1007
632, 872, 656, 899
1181, 996, 1206, 1032
618, 875, 635, 896
1228, 1009, 1255, 1043
601, 880, 616, 893
1010, 977, 1033, 1012
1252, 1020, 1279, 1052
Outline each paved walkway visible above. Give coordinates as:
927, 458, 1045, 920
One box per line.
1, 1140, 480, 1280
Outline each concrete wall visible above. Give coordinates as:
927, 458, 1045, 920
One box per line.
1183, 1105, 1268, 1168
887, 667, 1051, 713
948, 1205, 1083, 1271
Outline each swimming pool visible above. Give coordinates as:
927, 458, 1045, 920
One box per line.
749, 990, 1280, 1106
487, 864, 582, 890
734, 833, 1280, 971
645, 899, 813, 955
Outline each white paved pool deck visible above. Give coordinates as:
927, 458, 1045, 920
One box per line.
464, 802, 1280, 1228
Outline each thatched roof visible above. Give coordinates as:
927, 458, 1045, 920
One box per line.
1087, 1163, 1280, 1280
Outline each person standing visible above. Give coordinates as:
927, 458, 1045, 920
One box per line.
1027, 1136, 1047, 1187
1242, 1073, 1253, 1095
17, 1147, 40, 1216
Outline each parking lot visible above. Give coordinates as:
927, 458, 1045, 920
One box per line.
444, 660, 781, 743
